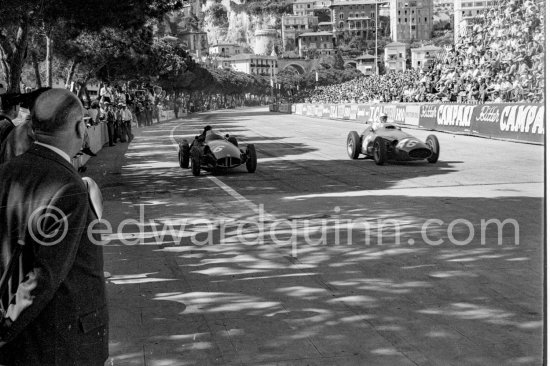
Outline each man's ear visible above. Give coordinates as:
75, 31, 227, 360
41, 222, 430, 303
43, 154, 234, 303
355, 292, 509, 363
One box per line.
76, 119, 85, 139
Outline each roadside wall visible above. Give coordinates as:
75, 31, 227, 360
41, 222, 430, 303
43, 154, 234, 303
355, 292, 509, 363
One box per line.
277, 103, 544, 144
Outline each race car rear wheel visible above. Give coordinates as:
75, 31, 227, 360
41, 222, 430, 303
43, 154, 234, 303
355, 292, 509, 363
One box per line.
228, 136, 239, 147
347, 131, 361, 159
246, 144, 257, 173
373, 137, 387, 165
179, 140, 190, 169
426, 135, 440, 164
190, 146, 201, 176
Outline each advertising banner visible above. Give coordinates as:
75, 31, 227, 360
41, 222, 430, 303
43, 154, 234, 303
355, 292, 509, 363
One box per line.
394, 104, 406, 124
350, 104, 359, 120
337, 105, 345, 119
419, 104, 438, 129
405, 105, 421, 126
471, 104, 544, 143
322, 104, 331, 118
330, 105, 338, 119
343, 105, 351, 120
368, 104, 389, 123
435, 104, 476, 133
315, 104, 323, 117
294, 102, 543, 144
357, 104, 370, 119
306, 104, 315, 117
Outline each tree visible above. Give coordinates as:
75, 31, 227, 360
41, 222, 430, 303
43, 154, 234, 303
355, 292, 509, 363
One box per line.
0, 0, 184, 92
334, 51, 345, 70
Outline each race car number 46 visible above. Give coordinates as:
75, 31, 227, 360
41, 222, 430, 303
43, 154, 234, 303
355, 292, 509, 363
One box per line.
397, 139, 418, 149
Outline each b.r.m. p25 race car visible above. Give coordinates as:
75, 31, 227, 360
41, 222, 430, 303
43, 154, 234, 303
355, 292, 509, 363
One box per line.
347, 122, 440, 165
179, 130, 257, 176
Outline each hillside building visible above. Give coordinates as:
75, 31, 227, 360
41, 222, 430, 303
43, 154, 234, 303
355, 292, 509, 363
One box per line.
411, 44, 443, 70
384, 41, 408, 72
282, 15, 319, 50
389, 0, 434, 42
298, 31, 336, 57
330, 0, 377, 41
209, 44, 243, 57
226, 54, 279, 77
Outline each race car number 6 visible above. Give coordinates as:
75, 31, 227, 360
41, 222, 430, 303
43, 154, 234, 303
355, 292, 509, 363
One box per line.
399, 139, 417, 148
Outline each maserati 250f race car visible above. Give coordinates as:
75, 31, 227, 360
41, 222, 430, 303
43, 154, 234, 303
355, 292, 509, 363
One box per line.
347, 122, 439, 165
178, 130, 257, 176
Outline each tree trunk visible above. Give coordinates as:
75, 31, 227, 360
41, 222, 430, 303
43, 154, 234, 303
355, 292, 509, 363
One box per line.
65, 59, 78, 89
45, 30, 53, 87
31, 52, 42, 88
5, 14, 31, 93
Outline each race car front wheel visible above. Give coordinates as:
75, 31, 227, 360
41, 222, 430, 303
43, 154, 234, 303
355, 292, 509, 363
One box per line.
179, 140, 190, 169
246, 144, 257, 173
373, 137, 388, 165
190, 146, 201, 176
347, 131, 361, 159
426, 135, 440, 164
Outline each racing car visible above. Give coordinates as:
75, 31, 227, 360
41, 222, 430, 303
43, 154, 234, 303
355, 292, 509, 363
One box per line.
346, 122, 439, 165
178, 130, 257, 176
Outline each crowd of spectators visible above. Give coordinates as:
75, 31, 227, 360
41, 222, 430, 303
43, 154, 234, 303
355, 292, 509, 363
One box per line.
300, 0, 544, 104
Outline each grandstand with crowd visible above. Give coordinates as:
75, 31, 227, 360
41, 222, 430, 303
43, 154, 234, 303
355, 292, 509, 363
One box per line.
298, 0, 544, 105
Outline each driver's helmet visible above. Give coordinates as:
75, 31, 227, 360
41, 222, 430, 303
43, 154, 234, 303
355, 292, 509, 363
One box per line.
373, 112, 388, 130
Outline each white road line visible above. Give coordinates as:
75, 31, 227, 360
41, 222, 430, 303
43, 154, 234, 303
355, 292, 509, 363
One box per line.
169, 123, 277, 220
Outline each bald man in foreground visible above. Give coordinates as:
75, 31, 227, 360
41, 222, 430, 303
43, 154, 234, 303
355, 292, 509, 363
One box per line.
0, 89, 108, 365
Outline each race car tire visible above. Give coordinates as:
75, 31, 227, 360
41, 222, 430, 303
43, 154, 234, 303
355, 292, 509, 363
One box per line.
373, 137, 387, 165
179, 140, 190, 169
347, 131, 361, 159
190, 146, 201, 176
228, 136, 239, 147
246, 144, 257, 173
426, 135, 440, 164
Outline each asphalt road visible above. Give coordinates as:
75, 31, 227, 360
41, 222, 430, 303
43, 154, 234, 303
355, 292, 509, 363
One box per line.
91, 107, 544, 366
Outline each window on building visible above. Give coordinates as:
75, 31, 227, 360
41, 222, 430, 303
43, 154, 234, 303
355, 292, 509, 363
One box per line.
412, 25, 416, 30
340, 13, 344, 19
405, 18, 407, 22
425, 17, 427, 22
398, 18, 401, 23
